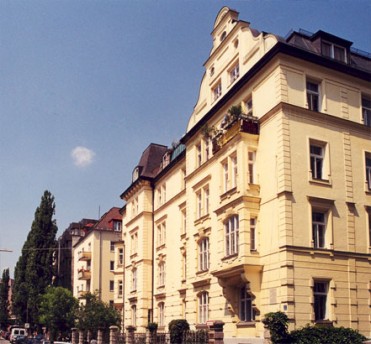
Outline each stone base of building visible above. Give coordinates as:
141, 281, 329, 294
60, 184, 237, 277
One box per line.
224, 337, 264, 344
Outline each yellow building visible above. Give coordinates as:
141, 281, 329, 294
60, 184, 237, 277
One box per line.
119, 7, 371, 343
73, 207, 122, 306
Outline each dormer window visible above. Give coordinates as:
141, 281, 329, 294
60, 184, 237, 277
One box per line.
132, 166, 141, 182
321, 41, 347, 62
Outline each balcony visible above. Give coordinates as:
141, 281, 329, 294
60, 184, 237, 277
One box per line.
78, 290, 89, 298
212, 115, 259, 154
78, 250, 92, 261
78, 268, 91, 280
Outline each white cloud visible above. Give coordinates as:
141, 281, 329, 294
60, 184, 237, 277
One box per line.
71, 146, 96, 167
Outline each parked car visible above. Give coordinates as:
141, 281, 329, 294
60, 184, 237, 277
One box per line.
10, 328, 27, 343
15, 335, 28, 343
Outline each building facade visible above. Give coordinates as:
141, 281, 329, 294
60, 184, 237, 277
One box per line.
73, 207, 122, 306
119, 7, 371, 343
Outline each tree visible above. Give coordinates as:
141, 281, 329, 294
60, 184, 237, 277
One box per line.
39, 286, 78, 342
0, 268, 10, 330
12, 190, 58, 327
76, 292, 121, 338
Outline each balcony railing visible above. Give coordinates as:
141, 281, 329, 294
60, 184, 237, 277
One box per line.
78, 290, 89, 298
78, 268, 91, 280
212, 116, 259, 154
78, 251, 92, 261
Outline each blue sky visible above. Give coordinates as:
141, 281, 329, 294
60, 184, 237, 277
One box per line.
1, 0, 370, 277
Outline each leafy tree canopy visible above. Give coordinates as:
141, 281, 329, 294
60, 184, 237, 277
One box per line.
0, 268, 10, 330
12, 190, 58, 326
76, 292, 121, 336
39, 286, 78, 342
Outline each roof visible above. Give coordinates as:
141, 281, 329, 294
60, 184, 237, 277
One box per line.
94, 207, 121, 230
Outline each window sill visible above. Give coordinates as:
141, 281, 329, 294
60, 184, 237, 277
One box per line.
309, 178, 332, 187
221, 253, 238, 261
220, 187, 237, 201
196, 269, 209, 276
156, 244, 166, 251
236, 321, 255, 328
130, 253, 138, 259
314, 320, 334, 327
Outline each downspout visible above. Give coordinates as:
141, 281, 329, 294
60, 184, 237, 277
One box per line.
151, 181, 155, 323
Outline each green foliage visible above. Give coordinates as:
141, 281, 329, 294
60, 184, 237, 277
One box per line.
39, 286, 78, 341
0, 268, 10, 330
228, 104, 242, 120
12, 191, 58, 326
262, 312, 289, 343
168, 319, 190, 344
76, 292, 121, 336
289, 325, 366, 344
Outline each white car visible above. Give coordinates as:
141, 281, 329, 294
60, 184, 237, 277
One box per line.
9, 328, 26, 343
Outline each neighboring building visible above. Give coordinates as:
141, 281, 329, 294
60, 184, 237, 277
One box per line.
73, 207, 122, 306
57, 218, 97, 290
118, 7, 371, 343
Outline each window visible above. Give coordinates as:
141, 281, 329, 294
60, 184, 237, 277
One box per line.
310, 143, 325, 180
250, 218, 256, 251
131, 232, 138, 255
313, 281, 329, 321
157, 184, 166, 206
198, 238, 209, 271
225, 215, 239, 256
204, 187, 209, 215
213, 82, 222, 101
113, 220, 122, 232
131, 305, 137, 326
366, 153, 371, 190
131, 269, 137, 291
157, 222, 166, 247
196, 186, 210, 219
248, 151, 256, 184
110, 260, 114, 271
197, 191, 202, 219
240, 286, 254, 322
229, 63, 239, 84
204, 137, 210, 161
118, 248, 124, 266
181, 208, 186, 235
110, 241, 115, 251
158, 262, 165, 286
362, 95, 371, 127
158, 302, 165, 327
109, 280, 114, 292
245, 98, 253, 116
198, 292, 209, 324
222, 160, 229, 192
196, 143, 202, 167
231, 155, 238, 188
307, 81, 320, 111
118, 280, 123, 296
321, 41, 347, 62
181, 251, 187, 280
368, 210, 371, 247
312, 211, 326, 248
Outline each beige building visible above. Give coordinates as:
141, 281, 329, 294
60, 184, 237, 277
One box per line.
73, 207, 122, 306
119, 7, 371, 343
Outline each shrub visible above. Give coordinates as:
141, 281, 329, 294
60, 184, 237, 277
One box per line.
168, 319, 190, 344
184, 329, 208, 344
289, 325, 366, 344
262, 312, 289, 343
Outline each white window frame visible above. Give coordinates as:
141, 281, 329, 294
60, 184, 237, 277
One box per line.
225, 215, 239, 256
198, 237, 210, 271
245, 97, 253, 116
222, 160, 229, 193
118, 248, 124, 266
321, 41, 347, 62
131, 305, 137, 326
157, 222, 166, 247
158, 302, 165, 327
313, 280, 329, 321
231, 154, 238, 188
196, 142, 202, 167
212, 81, 222, 102
366, 152, 371, 190
229, 62, 240, 84
158, 261, 166, 287
131, 268, 137, 291
312, 211, 326, 248
198, 292, 209, 324
248, 151, 256, 184
130, 231, 138, 255
306, 80, 320, 112
309, 139, 329, 182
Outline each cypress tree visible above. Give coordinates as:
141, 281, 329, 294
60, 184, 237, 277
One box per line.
12, 190, 58, 326
0, 268, 10, 330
